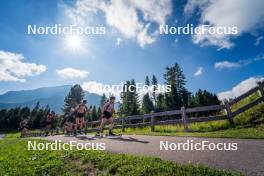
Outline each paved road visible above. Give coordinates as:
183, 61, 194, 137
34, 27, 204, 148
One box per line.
43, 135, 264, 176
0, 134, 4, 139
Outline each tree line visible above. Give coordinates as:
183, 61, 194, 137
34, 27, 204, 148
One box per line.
0, 62, 220, 130
68, 63, 220, 121
119, 63, 220, 117
0, 102, 57, 130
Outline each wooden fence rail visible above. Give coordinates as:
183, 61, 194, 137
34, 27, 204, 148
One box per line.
86, 82, 264, 133
24, 82, 264, 137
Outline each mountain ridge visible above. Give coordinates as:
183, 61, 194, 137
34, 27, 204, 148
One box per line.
0, 85, 101, 113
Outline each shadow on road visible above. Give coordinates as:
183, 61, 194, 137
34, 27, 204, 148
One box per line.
75, 136, 96, 140
108, 136, 149, 144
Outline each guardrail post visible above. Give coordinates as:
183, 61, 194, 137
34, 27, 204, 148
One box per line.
258, 82, 264, 99
150, 111, 155, 132
121, 117, 125, 132
224, 101, 234, 127
181, 106, 189, 132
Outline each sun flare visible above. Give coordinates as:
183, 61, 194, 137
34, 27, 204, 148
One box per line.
65, 34, 83, 51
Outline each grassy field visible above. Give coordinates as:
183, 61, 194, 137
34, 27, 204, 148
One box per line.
0, 133, 243, 176
114, 123, 264, 139
0, 92, 261, 175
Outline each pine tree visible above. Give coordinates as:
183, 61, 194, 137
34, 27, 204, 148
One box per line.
0, 109, 7, 129
0, 105, 55, 130
120, 81, 130, 117
41, 105, 51, 126
164, 63, 189, 110
62, 84, 85, 114
130, 79, 140, 115
145, 76, 150, 86
91, 106, 97, 121
9, 107, 21, 129
30, 102, 40, 128
141, 76, 154, 114
120, 80, 140, 117
86, 109, 92, 121
6, 108, 14, 128
34, 109, 45, 128
141, 94, 154, 114
190, 89, 220, 107
156, 94, 166, 112
151, 75, 158, 107
20, 107, 30, 119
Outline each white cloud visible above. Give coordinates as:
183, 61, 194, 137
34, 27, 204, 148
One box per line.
56, 68, 89, 79
255, 36, 264, 46
0, 50, 46, 82
130, 0, 171, 25
192, 26, 234, 50
184, 0, 209, 15
214, 61, 241, 70
194, 67, 203, 76
137, 23, 156, 47
116, 37, 122, 47
63, 0, 172, 48
218, 77, 264, 100
184, 0, 264, 49
215, 54, 264, 70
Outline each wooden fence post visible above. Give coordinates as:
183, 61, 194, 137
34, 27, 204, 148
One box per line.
121, 117, 125, 132
150, 111, 155, 132
181, 106, 189, 132
224, 101, 234, 127
258, 82, 264, 99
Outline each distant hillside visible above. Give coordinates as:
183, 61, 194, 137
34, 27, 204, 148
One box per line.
0, 85, 101, 113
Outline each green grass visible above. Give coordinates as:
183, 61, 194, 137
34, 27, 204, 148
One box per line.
113, 100, 264, 139
0, 134, 242, 176
230, 92, 264, 125
112, 92, 264, 139
115, 124, 264, 139
231, 92, 261, 112
114, 120, 228, 134
233, 103, 264, 126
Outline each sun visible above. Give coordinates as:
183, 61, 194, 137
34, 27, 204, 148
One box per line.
65, 34, 83, 51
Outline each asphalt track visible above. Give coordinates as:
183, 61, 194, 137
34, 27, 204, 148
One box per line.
43, 134, 264, 176
0, 134, 4, 139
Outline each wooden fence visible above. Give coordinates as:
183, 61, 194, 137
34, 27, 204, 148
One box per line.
86, 82, 264, 133
24, 82, 264, 137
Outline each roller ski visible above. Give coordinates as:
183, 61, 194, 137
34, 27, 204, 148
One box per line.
106, 131, 122, 139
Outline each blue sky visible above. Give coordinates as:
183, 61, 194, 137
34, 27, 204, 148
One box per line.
0, 0, 263, 100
